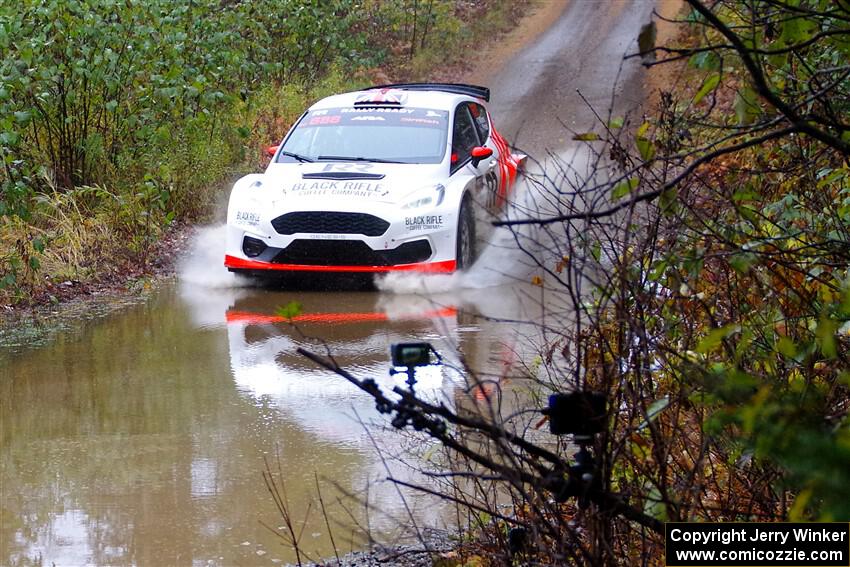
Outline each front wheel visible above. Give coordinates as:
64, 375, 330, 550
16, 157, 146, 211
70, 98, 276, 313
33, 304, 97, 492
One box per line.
456, 196, 476, 271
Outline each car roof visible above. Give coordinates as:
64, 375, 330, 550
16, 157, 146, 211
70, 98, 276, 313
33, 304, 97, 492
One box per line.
309, 86, 484, 112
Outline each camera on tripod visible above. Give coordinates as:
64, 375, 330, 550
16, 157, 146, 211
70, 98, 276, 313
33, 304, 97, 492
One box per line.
542, 391, 607, 505
390, 342, 434, 368
543, 391, 607, 441
389, 342, 441, 391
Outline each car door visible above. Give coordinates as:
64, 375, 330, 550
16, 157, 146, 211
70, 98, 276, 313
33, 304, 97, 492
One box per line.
467, 101, 503, 212
451, 102, 501, 213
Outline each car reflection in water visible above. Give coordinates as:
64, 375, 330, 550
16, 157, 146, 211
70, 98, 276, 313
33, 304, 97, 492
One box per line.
224, 292, 459, 444
211, 288, 468, 538
177, 274, 537, 551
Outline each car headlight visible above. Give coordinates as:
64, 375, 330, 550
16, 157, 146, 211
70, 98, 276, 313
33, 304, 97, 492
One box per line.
401, 184, 445, 210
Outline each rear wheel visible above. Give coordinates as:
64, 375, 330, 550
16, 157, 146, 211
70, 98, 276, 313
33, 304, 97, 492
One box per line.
456, 196, 476, 270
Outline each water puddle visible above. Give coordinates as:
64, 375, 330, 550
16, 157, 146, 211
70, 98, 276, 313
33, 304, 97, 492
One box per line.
2, 232, 544, 566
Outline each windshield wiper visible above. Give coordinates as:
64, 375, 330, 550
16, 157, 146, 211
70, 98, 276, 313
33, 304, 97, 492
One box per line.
317, 155, 403, 164
280, 151, 314, 163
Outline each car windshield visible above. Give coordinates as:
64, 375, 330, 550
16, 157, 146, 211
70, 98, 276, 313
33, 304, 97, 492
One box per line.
277, 107, 449, 164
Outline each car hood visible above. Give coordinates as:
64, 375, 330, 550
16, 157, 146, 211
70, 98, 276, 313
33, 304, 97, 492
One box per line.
250, 162, 446, 205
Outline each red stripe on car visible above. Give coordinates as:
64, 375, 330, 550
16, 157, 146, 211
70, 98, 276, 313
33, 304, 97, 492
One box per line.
489, 125, 519, 207
224, 255, 456, 274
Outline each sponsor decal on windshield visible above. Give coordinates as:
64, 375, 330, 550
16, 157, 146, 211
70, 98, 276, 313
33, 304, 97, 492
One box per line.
298, 107, 448, 128
400, 117, 441, 126
308, 114, 341, 125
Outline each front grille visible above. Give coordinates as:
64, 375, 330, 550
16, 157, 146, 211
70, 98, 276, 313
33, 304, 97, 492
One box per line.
271, 212, 390, 237
272, 239, 432, 266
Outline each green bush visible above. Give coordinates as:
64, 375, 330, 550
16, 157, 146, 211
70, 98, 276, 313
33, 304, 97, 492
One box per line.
0, 0, 379, 296
0, 0, 374, 202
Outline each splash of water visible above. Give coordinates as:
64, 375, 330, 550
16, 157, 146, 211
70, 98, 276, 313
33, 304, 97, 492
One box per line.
377, 170, 546, 295
177, 224, 257, 329
177, 224, 251, 289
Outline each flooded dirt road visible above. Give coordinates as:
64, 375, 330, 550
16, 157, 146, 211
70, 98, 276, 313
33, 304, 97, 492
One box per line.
1, 1, 664, 564
3, 279, 541, 565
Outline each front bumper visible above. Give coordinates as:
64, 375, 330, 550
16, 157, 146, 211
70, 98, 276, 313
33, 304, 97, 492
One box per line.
224, 202, 458, 274
224, 254, 456, 274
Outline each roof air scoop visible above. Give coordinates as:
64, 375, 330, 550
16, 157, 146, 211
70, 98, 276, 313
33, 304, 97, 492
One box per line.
354, 88, 408, 105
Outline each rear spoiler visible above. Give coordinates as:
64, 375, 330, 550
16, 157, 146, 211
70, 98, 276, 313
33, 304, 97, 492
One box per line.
367, 82, 490, 102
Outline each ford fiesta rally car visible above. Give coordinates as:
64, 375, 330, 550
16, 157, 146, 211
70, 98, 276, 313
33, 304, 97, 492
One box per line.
224, 83, 524, 277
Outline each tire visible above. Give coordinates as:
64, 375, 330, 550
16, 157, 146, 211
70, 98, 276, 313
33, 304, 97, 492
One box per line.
456, 196, 476, 270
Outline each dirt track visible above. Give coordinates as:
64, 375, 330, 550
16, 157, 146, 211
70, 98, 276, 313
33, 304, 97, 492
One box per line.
485, 0, 665, 157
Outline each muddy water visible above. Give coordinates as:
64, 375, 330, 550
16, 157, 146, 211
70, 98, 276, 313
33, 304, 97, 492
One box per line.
1, 255, 546, 565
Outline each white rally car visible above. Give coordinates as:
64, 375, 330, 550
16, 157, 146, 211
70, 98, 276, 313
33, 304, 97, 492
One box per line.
224, 83, 523, 277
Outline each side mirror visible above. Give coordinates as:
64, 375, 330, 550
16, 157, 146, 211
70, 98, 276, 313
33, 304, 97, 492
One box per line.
470, 146, 493, 167
265, 145, 279, 157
